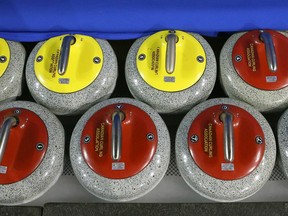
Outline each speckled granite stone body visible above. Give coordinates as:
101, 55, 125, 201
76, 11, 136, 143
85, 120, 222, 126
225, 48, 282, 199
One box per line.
125, 33, 217, 114
0, 41, 25, 103
0, 101, 65, 205
220, 31, 288, 113
277, 108, 288, 178
26, 38, 118, 115
175, 98, 276, 202
70, 98, 170, 202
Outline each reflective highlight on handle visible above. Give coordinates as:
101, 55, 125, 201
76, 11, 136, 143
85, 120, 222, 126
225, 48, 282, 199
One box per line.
165, 31, 178, 74
58, 35, 76, 75
259, 31, 277, 72
0, 116, 18, 164
220, 112, 234, 162
111, 111, 124, 161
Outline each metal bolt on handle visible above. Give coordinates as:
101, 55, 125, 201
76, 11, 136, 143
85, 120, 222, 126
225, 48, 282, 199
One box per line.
58, 35, 76, 75
220, 112, 234, 163
0, 116, 18, 164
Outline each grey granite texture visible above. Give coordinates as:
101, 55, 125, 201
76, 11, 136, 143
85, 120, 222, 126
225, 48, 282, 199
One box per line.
125, 32, 217, 114
277, 108, 288, 177
42, 202, 288, 216
0, 40, 25, 103
220, 31, 288, 113
70, 98, 170, 202
0, 206, 42, 216
26, 38, 118, 115
0, 101, 65, 205
175, 98, 276, 202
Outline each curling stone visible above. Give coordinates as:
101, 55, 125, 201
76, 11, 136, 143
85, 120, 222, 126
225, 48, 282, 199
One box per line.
0, 38, 25, 102
277, 108, 288, 177
70, 98, 170, 201
125, 30, 217, 114
175, 98, 276, 202
0, 101, 65, 205
26, 34, 118, 115
220, 29, 288, 112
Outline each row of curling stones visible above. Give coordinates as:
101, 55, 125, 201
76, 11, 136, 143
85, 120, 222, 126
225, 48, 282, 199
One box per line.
71, 97, 275, 202
0, 97, 170, 204
0, 97, 277, 203
25, 29, 216, 115
0, 101, 65, 205
175, 98, 276, 202
3, 29, 288, 115
220, 29, 288, 112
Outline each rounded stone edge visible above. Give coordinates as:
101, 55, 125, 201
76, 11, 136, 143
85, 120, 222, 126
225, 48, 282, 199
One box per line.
70, 97, 171, 202
175, 98, 276, 202
125, 32, 217, 114
0, 40, 26, 102
25, 38, 118, 115
0, 101, 65, 205
219, 31, 288, 113
277, 107, 288, 178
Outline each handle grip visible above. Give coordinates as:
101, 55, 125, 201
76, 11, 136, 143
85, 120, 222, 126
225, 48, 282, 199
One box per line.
220, 112, 234, 162
165, 31, 178, 74
260, 31, 277, 72
111, 111, 124, 161
58, 35, 76, 75
0, 117, 18, 164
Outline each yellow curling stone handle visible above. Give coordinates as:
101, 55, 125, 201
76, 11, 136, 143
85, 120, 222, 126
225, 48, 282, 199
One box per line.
136, 30, 206, 92
34, 34, 103, 93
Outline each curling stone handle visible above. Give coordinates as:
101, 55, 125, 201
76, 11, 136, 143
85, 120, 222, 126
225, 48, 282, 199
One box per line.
259, 31, 277, 72
0, 116, 18, 164
111, 111, 125, 161
220, 112, 234, 163
165, 30, 178, 74
58, 35, 76, 75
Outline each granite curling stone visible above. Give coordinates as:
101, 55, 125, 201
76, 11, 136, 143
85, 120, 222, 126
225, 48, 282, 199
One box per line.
26, 34, 118, 115
277, 108, 288, 178
70, 98, 170, 202
175, 98, 276, 202
0, 101, 65, 205
125, 30, 217, 114
0, 38, 25, 102
220, 29, 288, 113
